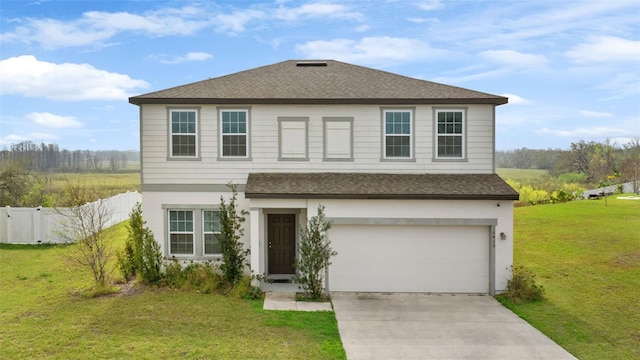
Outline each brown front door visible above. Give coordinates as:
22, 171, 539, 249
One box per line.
268, 214, 296, 274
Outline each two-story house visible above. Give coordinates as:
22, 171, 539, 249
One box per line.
129, 60, 518, 295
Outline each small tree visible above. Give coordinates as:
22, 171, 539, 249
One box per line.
218, 183, 249, 286
56, 182, 114, 290
294, 205, 336, 300
117, 202, 163, 284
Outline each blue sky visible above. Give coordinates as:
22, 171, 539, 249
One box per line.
1, 0, 638, 151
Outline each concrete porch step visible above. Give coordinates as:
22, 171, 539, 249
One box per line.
263, 292, 333, 312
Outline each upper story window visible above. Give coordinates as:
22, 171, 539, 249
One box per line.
169, 109, 198, 158
220, 109, 249, 158
435, 109, 465, 159
383, 109, 413, 159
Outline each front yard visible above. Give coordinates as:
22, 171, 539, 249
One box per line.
501, 197, 640, 360
0, 224, 345, 359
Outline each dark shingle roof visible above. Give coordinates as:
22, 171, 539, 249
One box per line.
129, 60, 508, 105
245, 173, 519, 200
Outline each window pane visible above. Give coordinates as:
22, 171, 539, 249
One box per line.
222, 111, 247, 135
170, 234, 193, 254
437, 111, 463, 135
203, 211, 221, 232
437, 135, 463, 157
172, 135, 196, 156
385, 135, 410, 158
204, 234, 221, 254
223, 135, 247, 156
171, 111, 196, 134
385, 111, 410, 135
170, 210, 193, 232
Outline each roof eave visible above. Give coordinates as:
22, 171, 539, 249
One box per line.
244, 192, 519, 200
129, 97, 508, 106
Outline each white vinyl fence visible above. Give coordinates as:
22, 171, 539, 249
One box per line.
0, 191, 141, 244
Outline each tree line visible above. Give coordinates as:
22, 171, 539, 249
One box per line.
0, 141, 140, 172
497, 139, 640, 186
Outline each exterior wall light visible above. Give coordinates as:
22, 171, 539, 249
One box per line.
500, 232, 507, 240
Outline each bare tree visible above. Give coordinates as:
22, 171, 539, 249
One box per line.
55, 181, 116, 289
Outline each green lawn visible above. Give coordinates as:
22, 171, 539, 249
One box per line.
501, 197, 640, 360
0, 223, 345, 359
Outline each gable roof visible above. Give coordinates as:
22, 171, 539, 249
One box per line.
129, 60, 508, 106
245, 173, 519, 200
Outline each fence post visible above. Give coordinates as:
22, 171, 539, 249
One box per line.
5, 206, 11, 244
34, 206, 43, 244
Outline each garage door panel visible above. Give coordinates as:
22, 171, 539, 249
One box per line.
329, 225, 489, 293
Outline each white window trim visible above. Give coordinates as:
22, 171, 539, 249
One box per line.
381, 108, 415, 161
202, 210, 222, 256
433, 108, 467, 161
168, 108, 200, 160
218, 108, 251, 160
168, 210, 195, 256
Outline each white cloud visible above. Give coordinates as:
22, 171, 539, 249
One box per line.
0, 6, 212, 49
0, 3, 366, 47
296, 36, 449, 65
501, 94, 532, 105
26, 112, 82, 128
155, 52, 214, 64
579, 110, 613, 118
565, 36, 640, 64
536, 127, 633, 137
2, 134, 29, 143
414, 0, 444, 11
479, 50, 549, 70
274, 3, 364, 21
215, 9, 266, 34
0, 55, 149, 101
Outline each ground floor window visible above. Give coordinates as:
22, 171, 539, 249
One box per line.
169, 210, 194, 255
203, 210, 222, 255
167, 208, 222, 258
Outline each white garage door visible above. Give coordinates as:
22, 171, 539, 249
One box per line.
328, 225, 490, 293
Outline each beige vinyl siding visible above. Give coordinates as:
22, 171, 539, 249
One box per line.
141, 104, 495, 185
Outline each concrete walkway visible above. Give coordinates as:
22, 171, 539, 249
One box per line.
332, 293, 577, 360
263, 292, 333, 312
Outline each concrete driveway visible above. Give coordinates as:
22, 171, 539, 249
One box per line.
331, 293, 577, 360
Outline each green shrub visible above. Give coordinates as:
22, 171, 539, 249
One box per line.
182, 262, 223, 294
225, 275, 264, 300
293, 205, 336, 300
160, 260, 223, 294
504, 265, 545, 304
218, 183, 250, 286
117, 202, 163, 284
160, 260, 188, 289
